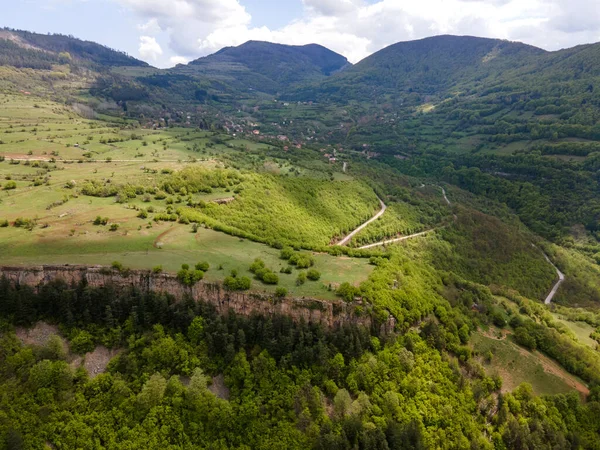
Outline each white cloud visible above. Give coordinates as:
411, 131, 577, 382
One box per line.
169, 55, 191, 65
115, 0, 600, 67
137, 18, 161, 35
138, 35, 163, 61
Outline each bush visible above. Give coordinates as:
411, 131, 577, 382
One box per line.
280, 247, 294, 260
249, 258, 265, 273
275, 287, 287, 297
306, 269, 321, 281
3, 180, 16, 190
137, 209, 148, 219
93, 216, 109, 226
336, 282, 359, 302
0, 219, 8, 227
181, 264, 190, 270
514, 326, 537, 350
261, 272, 279, 285
195, 261, 210, 271
13, 217, 36, 230
109, 224, 119, 231
280, 266, 293, 274
290, 253, 315, 268
70, 330, 95, 354
296, 272, 307, 286
152, 265, 163, 274
224, 275, 251, 291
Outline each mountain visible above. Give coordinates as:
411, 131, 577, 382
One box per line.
0, 28, 148, 69
176, 40, 350, 95
286, 35, 546, 103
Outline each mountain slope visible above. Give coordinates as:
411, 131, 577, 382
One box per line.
177, 40, 350, 94
0, 28, 148, 68
286, 35, 546, 103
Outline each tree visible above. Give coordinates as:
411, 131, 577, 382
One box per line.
307, 269, 321, 281
137, 373, 167, 411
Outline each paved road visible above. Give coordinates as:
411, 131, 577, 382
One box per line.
337, 197, 386, 246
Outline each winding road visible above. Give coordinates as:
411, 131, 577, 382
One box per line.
358, 229, 436, 249
338, 185, 453, 248
542, 251, 565, 304
337, 197, 387, 246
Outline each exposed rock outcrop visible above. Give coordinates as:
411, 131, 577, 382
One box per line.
0, 265, 381, 329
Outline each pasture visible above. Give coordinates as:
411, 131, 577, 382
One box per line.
0, 93, 374, 299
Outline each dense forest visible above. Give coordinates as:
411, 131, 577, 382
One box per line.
1, 280, 599, 449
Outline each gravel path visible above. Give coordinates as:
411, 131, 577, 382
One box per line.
336, 197, 386, 246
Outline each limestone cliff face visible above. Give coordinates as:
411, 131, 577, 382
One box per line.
0, 265, 375, 329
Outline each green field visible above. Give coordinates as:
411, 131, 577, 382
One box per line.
472, 331, 587, 396
552, 315, 598, 348
0, 94, 375, 299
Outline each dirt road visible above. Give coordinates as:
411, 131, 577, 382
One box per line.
336, 197, 386, 246
358, 229, 436, 249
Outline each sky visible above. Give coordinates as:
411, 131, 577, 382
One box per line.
4, 0, 600, 68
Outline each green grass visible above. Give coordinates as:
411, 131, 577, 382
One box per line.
472, 331, 580, 396
0, 224, 373, 299
551, 315, 598, 348
0, 94, 377, 299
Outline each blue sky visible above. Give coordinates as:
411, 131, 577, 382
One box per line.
3, 0, 600, 68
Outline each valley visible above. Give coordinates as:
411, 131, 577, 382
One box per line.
0, 27, 599, 449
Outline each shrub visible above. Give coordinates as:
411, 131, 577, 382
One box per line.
0, 219, 8, 227
111, 261, 124, 271
195, 261, 210, 271
280, 247, 294, 260
296, 272, 307, 286
289, 253, 315, 268
336, 282, 359, 302
280, 266, 293, 274
275, 287, 287, 297
261, 271, 279, 285
224, 275, 251, 291
13, 217, 35, 230
181, 264, 190, 270
137, 209, 148, 219
306, 269, 321, 281
109, 224, 119, 231
249, 258, 265, 273
152, 265, 163, 274
70, 330, 95, 354
93, 216, 109, 225
3, 180, 16, 190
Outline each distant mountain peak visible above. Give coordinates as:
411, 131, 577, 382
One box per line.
182, 40, 350, 94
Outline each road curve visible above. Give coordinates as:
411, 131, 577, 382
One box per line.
336, 197, 386, 246
358, 229, 436, 249
542, 252, 565, 304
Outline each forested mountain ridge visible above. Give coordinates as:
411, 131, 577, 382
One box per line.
175, 40, 350, 95
285, 35, 547, 103
0, 28, 148, 69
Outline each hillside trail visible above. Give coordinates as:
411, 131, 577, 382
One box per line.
529, 243, 565, 304
336, 197, 386, 246
541, 251, 565, 305
354, 184, 453, 249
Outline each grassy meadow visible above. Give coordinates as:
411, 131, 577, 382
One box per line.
0, 93, 377, 299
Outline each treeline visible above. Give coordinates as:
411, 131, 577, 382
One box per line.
385, 149, 600, 241
1, 279, 599, 448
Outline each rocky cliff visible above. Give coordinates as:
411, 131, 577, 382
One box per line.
0, 265, 380, 329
